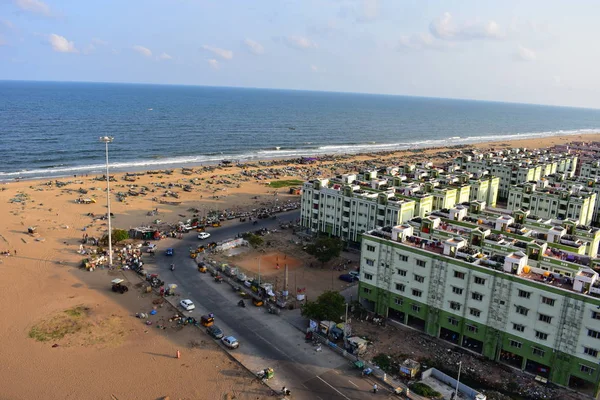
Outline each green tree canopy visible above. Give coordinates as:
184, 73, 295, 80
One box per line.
305, 236, 343, 266
101, 229, 129, 245
245, 233, 264, 248
301, 290, 345, 322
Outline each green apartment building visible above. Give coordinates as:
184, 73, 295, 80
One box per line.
358, 215, 600, 396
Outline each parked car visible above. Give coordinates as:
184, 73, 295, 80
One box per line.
349, 270, 360, 279
165, 248, 174, 256
206, 325, 224, 339
339, 274, 358, 283
180, 299, 195, 311
221, 336, 239, 349
197, 232, 211, 240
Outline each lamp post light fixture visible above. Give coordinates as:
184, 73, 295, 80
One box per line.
99, 136, 114, 267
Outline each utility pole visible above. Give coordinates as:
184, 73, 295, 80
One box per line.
99, 136, 114, 267
454, 361, 462, 400
344, 303, 349, 347
257, 256, 261, 286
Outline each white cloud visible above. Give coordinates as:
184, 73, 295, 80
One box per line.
202, 45, 233, 60
515, 45, 536, 62
48, 34, 77, 53
133, 45, 152, 57
208, 59, 219, 70
244, 38, 264, 55
158, 52, 172, 60
310, 65, 318, 72
285, 35, 317, 50
429, 12, 504, 41
91, 38, 107, 46
14, 0, 51, 16
398, 33, 453, 51
359, 0, 379, 22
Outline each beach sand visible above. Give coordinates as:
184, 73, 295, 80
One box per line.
0, 133, 597, 399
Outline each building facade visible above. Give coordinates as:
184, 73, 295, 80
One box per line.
358, 217, 600, 395
507, 182, 596, 226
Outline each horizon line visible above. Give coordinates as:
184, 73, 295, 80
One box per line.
1, 78, 598, 112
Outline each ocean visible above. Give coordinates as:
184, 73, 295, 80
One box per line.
2, 80, 600, 181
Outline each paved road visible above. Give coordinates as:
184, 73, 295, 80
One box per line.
144, 211, 393, 399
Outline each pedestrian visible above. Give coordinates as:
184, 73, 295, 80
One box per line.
372, 384, 378, 393
14, 249, 17, 256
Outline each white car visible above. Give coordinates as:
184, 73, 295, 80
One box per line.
180, 299, 195, 311
221, 336, 239, 349
197, 232, 211, 240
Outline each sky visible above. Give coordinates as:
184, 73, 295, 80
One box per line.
0, 0, 598, 109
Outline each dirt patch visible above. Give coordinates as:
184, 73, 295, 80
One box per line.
29, 305, 126, 348
29, 305, 91, 342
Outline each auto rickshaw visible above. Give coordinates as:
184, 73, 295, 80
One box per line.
201, 314, 214, 327
211, 221, 221, 227
214, 275, 223, 283
190, 251, 197, 259
198, 264, 207, 273
196, 226, 206, 232
252, 297, 264, 307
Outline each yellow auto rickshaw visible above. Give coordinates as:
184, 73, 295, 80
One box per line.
252, 298, 264, 307
198, 264, 207, 273
190, 251, 197, 259
201, 314, 214, 327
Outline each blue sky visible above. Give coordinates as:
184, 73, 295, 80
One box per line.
0, 0, 598, 108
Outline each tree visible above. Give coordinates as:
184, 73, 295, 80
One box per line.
305, 236, 343, 266
243, 233, 264, 248
301, 290, 345, 322
101, 229, 129, 245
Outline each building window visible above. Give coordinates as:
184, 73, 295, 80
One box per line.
532, 347, 545, 357
541, 296, 555, 306
414, 274, 425, 283
466, 324, 478, 333
365, 258, 375, 266
411, 304, 421, 313
470, 308, 481, 317
471, 292, 483, 301
397, 269, 407, 276
364, 273, 373, 280
398, 254, 408, 262
535, 331, 548, 341
518, 289, 531, 299
363, 287, 372, 294
474, 276, 486, 285
584, 347, 599, 357
452, 287, 464, 295
513, 323, 525, 332
538, 314, 553, 324
366, 245, 375, 252
394, 297, 403, 306
448, 317, 459, 326
454, 271, 465, 279
396, 283, 405, 292
580, 365, 596, 375
592, 311, 600, 320
515, 305, 529, 316
509, 340, 522, 349
450, 301, 461, 311
416, 260, 426, 268
412, 289, 422, 297
588, 329, 600, 339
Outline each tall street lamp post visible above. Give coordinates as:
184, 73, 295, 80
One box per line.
100, 136, 114, 267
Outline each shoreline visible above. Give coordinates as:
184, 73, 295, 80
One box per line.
3, 130, 600, 183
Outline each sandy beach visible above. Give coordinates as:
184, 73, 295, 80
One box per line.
0, 132, 598, 400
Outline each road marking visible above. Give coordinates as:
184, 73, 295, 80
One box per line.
348, 380, 359, 388
316, 376, 351, 400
